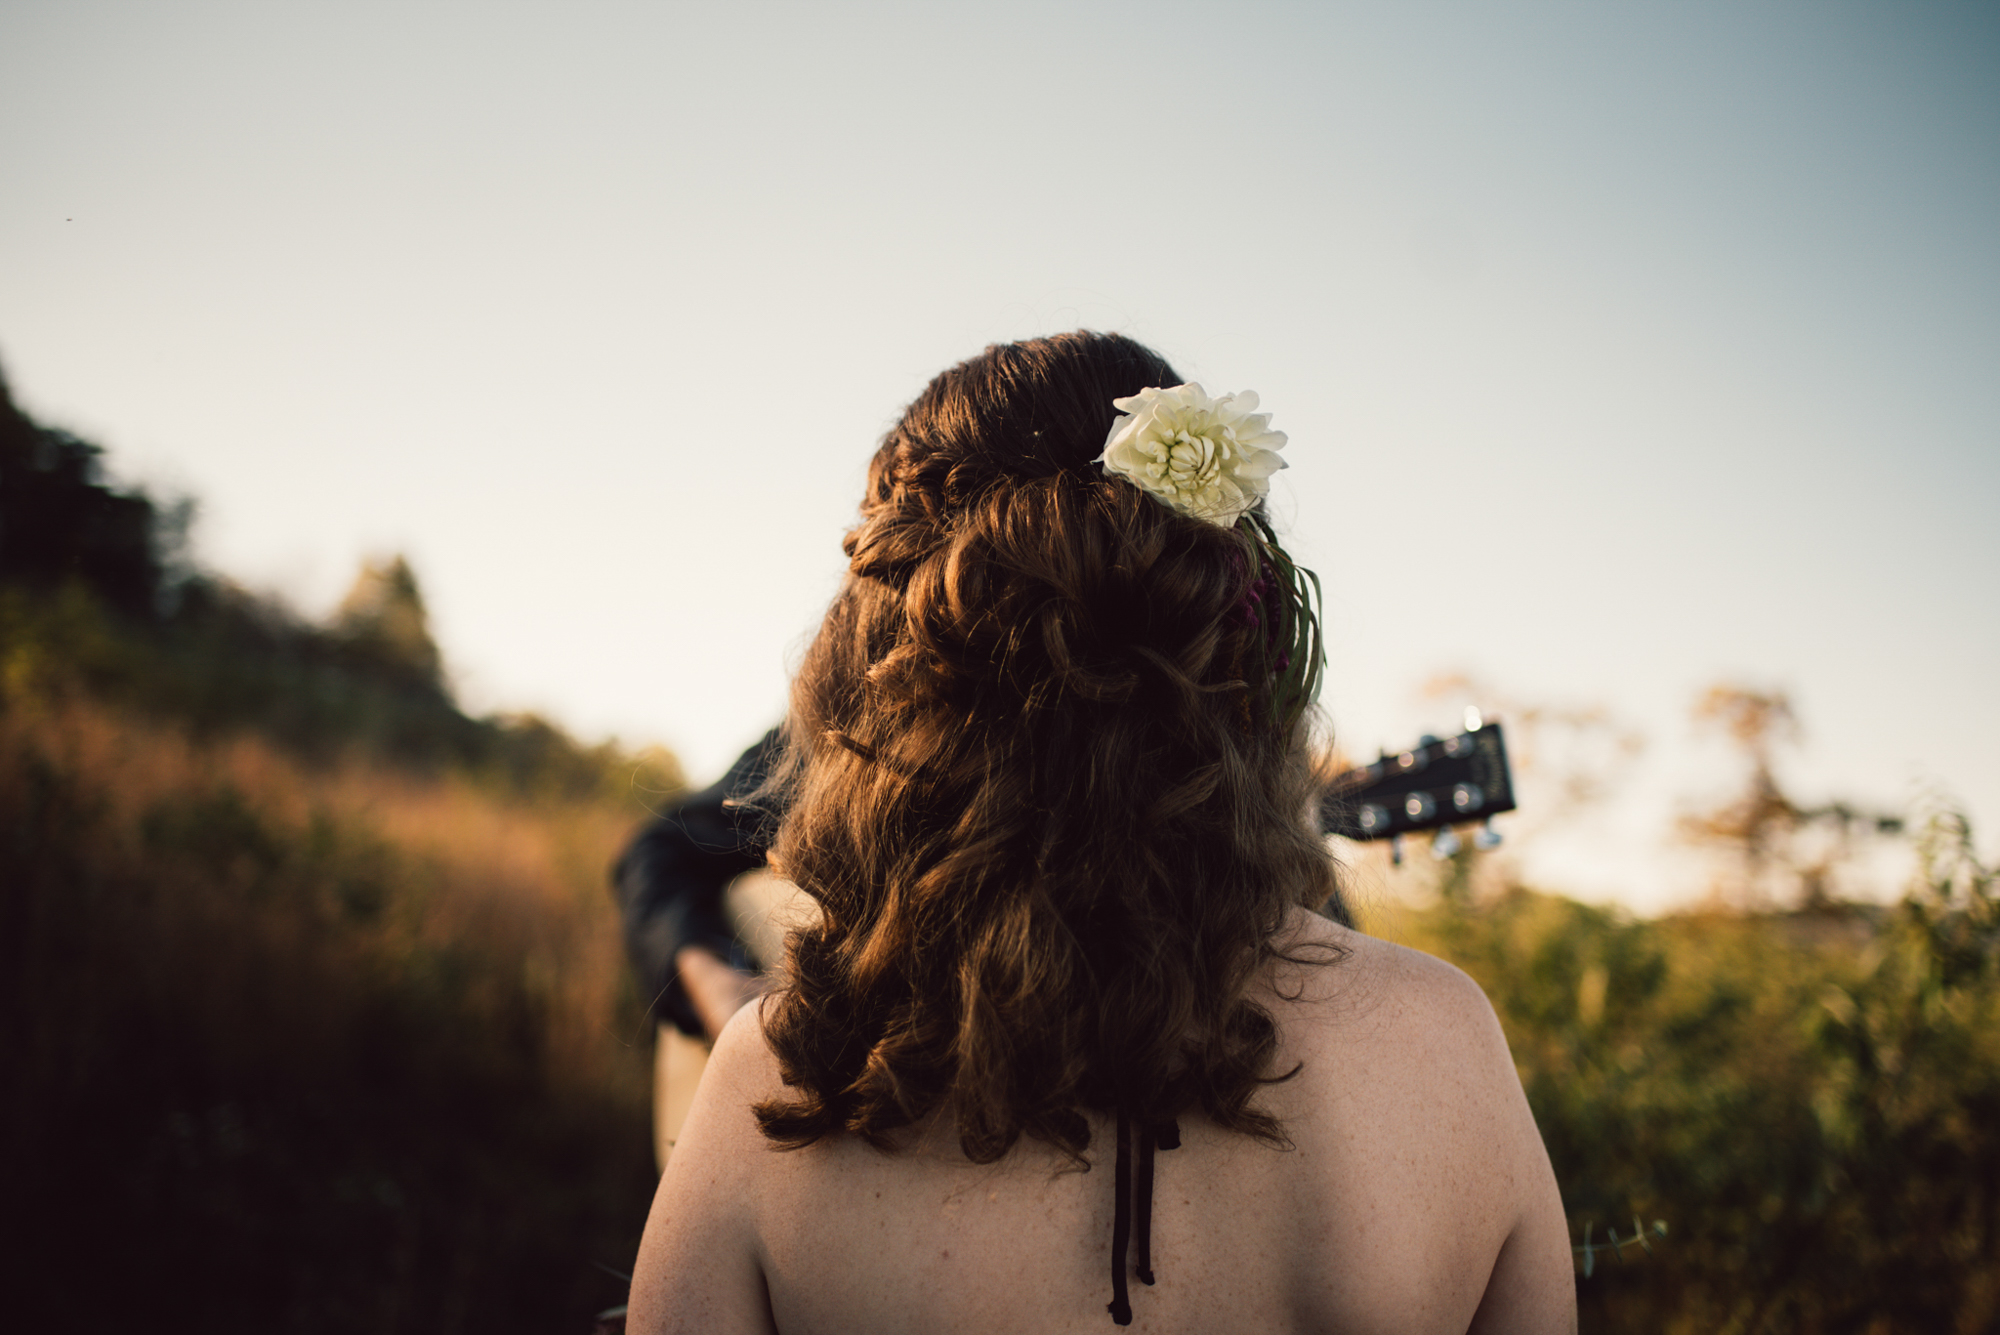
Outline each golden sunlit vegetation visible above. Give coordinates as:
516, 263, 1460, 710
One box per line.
4, 374, 1995, 1332
2, 373, 684, 1331
1, 590, 685, 1331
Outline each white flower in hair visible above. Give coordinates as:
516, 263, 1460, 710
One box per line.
1096, 383, 1288, 527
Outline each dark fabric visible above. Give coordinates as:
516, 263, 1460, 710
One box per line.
610, 729, 781, 1038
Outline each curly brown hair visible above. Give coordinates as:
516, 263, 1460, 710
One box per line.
752, 331, 1338, 1165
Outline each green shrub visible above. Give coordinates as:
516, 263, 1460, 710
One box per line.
1378, 815, 2000, 1333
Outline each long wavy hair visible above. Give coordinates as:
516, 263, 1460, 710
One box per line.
753, 331, 1338, 1165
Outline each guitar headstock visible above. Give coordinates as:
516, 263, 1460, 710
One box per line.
1319, 717, 1516, 854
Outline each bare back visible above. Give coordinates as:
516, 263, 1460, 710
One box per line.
628, 909, 1575, 1334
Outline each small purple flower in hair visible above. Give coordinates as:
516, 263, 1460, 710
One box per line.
1233, 571, 1273, 630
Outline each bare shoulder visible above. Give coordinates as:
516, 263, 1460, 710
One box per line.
1264, 914, 1533, 1205
704, 997, 790, 1106
652, 1000, 795, 1212
1263, 909, 1576, 1334
1280, 911, 1532, 1129
1266, 907, 1511, 1069
626, 1003, 785, 1335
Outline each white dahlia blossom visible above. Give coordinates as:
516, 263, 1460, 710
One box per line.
1096, 383, 1288, 527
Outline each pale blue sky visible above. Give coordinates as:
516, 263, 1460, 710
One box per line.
3, 1, 1995, 908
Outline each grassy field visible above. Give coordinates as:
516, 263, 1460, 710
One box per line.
1, 635, 672, 1332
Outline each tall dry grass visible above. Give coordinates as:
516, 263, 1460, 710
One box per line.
1, 690, 666, 1333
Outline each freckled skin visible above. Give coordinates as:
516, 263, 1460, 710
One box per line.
628, 909, 1576, 1335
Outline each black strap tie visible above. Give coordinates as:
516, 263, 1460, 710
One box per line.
1108, 1113, 1133, 1326
1108, 1113, 1181, 1325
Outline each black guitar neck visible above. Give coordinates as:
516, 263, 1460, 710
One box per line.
1319, 722, 1517, 842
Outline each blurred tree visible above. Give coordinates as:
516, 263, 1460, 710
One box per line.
0, 356, 661, 799
1421, 671, 1647, 829
331, 554, 445, 693
1682, 685, 1902, 907
0, 367, 189, 620
1407, 672, 1646, 905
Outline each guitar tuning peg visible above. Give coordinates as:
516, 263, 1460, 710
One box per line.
1474, 818, 1502, 850
1431, 827, 1462, 860
1390, 834, 1405, 867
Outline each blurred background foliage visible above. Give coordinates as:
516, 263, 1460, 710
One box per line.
3, 369, 1995, 1332
1373, 806, 1998, 1332
1, 370, 681, 1331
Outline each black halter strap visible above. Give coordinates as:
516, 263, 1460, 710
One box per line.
1108, 1113, 1181, 1326
1108, 1114, 1133, 1326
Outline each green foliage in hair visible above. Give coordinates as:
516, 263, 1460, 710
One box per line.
1238, 511, 1324, 733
